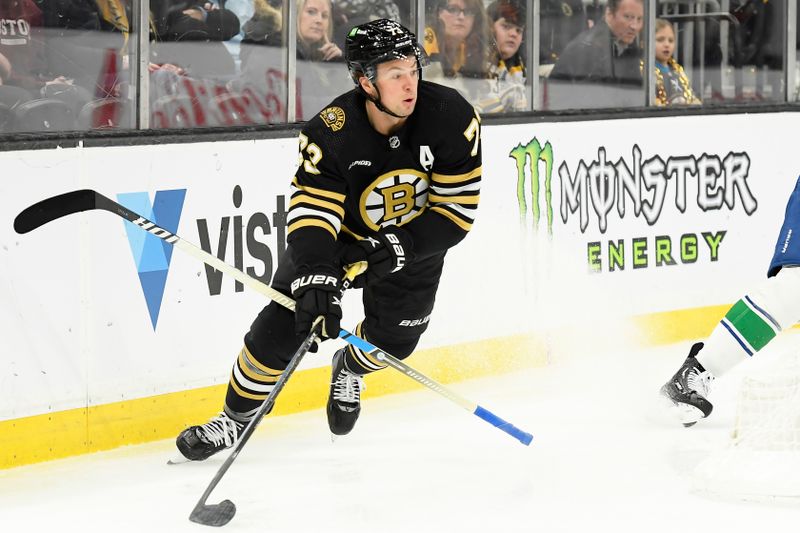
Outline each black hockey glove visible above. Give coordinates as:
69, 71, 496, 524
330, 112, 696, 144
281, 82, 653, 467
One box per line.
291, 268, 342, 342
339, 225, 414, 288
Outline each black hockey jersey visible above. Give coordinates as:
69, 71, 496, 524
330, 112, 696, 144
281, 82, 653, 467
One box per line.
288, 80, 482, 268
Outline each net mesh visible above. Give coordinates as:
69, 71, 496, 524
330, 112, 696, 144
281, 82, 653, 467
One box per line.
692, 352, 800, 500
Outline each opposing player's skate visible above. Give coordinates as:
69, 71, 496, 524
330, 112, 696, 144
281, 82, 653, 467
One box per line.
660, 342, 714, 427
176, 412, 245, 461
327, 348, 365, 436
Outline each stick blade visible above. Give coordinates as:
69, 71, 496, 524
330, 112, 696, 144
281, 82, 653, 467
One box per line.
189, 500, 237, 527
14, 189, 98, 234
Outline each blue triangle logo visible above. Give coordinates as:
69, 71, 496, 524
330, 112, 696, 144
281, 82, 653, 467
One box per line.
117, 190, 186, 330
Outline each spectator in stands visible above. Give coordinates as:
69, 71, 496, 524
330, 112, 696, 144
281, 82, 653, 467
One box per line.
539, 0, 588, 67
336, 0, 401, 28
39, 1, 147, 98
151, 2, 241, 79
423, 0, 491, 80
241, 0, 282, 44
730, 0, 783, 100
332, 0, 402, 50
476, 0, 526, 113
237, 0, 348, 122
548, 0, 644, 108
38, 0, 106, 32
243, 0, 342, 62
295, 0, 342, 61
654, 19, 700, 106
0, 0, 72, 92
154, 2, 241, 43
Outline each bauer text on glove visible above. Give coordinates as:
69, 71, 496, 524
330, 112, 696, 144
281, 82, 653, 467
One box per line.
291, 270, 342, 340
339, 226, 414, 287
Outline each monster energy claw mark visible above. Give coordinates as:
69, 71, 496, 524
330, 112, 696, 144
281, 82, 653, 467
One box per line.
509, 138, 554, 234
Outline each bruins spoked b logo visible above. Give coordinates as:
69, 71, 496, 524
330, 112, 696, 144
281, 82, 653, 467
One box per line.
360, 169, 429, 230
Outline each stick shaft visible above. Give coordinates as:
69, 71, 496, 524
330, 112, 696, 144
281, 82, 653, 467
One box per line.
16, 190, 532, 446
191, 322, 320, 518
340, 331, 533, 445
189, 265, 363, 525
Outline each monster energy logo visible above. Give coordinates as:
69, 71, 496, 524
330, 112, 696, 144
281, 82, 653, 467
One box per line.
509, 138, 554, 233
510, 138, 757, 235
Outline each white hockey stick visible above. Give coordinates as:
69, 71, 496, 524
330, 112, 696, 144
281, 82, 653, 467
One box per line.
15, 189, 533, 447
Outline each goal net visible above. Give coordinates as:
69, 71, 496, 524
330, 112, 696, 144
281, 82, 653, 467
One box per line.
692, 346, 800, 501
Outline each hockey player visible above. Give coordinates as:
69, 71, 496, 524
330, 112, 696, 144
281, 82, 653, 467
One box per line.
176, 18, 481, 460
661, 176, 800, 426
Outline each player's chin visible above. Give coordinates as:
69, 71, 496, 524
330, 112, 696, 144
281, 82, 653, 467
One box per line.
399, 99, 416, 114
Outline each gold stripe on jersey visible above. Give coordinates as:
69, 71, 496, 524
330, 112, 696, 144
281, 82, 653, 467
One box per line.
288, 218, 339, 239
288, 179, 345, 239
288, 203, 343, 222
428, 193, 480, 205
434, 200, 478, 221
426, 166, 480, 232
431, 166, 482, 184
291, 178, 346, 202
431, 205, 474, 231
290, 193, 346, 219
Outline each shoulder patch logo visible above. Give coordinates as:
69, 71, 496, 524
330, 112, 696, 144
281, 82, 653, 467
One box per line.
320, 106, 346, 131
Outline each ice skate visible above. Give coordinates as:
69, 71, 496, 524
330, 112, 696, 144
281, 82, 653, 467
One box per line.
175, 412, 245, 461
660, 342, 714, 427
327, 348, 365, 436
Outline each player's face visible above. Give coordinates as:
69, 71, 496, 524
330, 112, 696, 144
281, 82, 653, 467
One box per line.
492, 18, 523, 61
606, 0, 643, 45
655, 25, 675, 64
439, 0, 475, 41
298, 0, 331, 44
371, 56, 419, 116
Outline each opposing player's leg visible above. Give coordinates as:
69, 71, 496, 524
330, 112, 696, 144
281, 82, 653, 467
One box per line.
662, 177, 800, 425
327, 254, 443, 435
662, 268, 800, 426
177, 257, 302, 460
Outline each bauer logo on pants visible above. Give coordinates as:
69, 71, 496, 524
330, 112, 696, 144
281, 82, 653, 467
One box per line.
117, 189, 187, 330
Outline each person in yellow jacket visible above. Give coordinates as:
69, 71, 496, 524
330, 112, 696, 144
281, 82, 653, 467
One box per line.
475, 0, 527, 113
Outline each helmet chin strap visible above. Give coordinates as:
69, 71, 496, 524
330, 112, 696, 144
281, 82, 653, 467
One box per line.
359, 83, 411, 119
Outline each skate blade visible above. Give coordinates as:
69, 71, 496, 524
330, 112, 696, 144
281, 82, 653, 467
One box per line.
167, 454, 190, 465
670, 401, 705, 427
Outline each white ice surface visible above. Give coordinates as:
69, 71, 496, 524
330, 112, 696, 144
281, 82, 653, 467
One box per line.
3, 341, 800, 533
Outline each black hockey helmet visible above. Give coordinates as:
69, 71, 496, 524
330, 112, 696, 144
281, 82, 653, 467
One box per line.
345, 19, 427, 85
